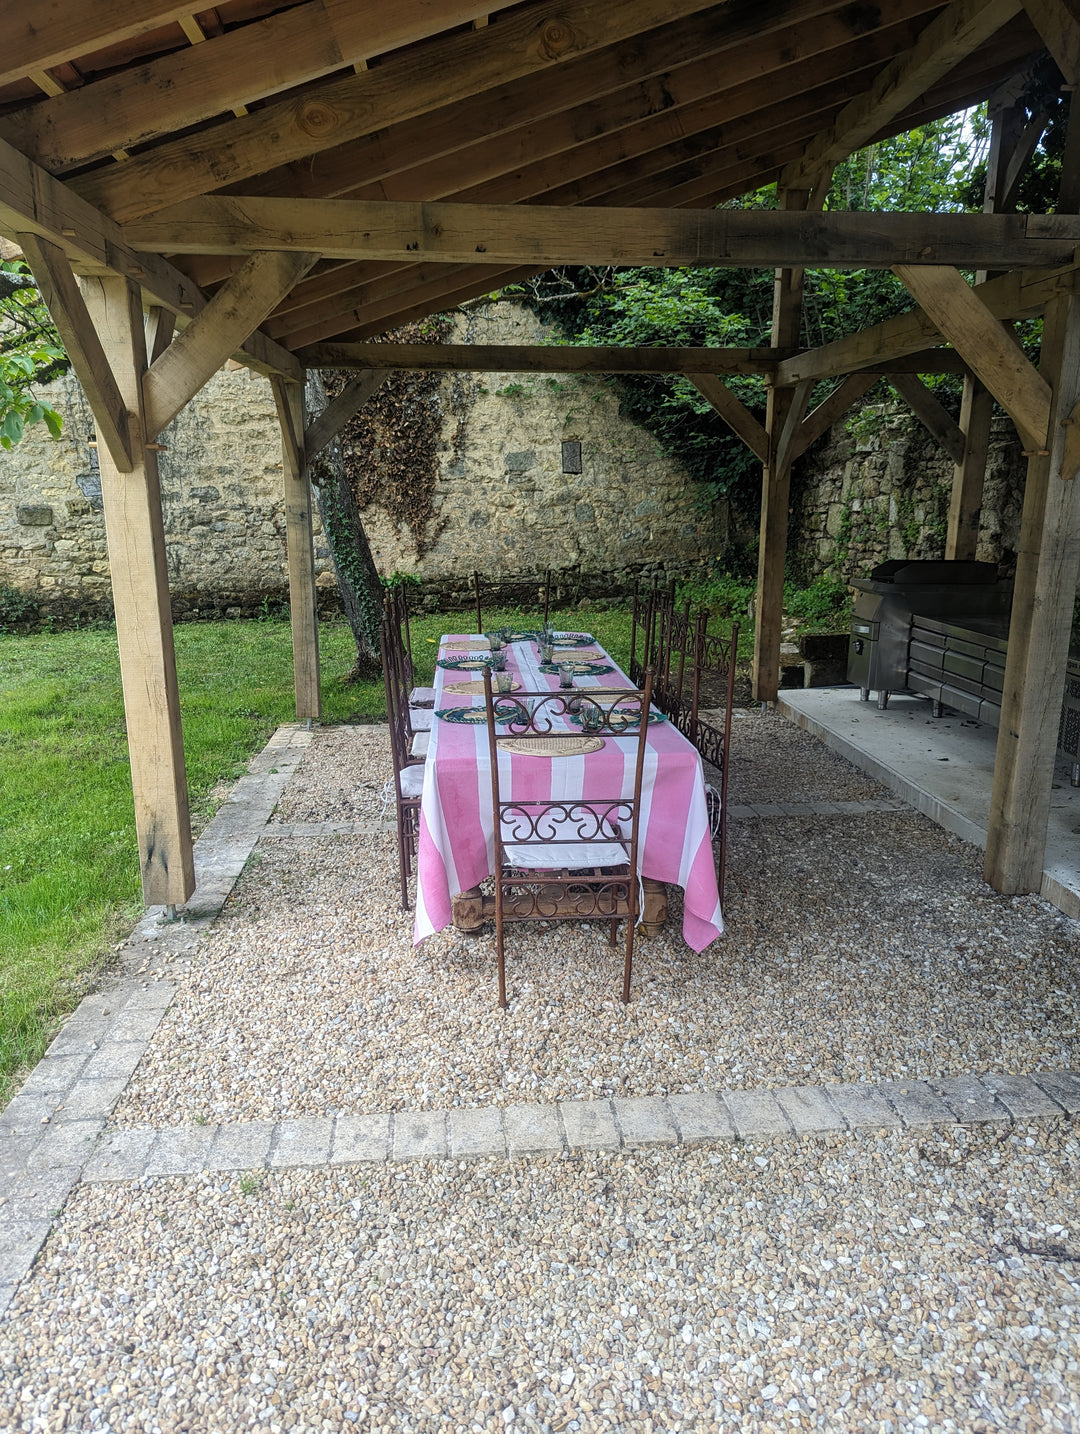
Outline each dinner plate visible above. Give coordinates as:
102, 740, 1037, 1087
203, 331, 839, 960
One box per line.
437, 655, 495, 670
537, 660, 614, 676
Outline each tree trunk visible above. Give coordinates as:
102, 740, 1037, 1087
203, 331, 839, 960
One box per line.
305, 370, 384, 679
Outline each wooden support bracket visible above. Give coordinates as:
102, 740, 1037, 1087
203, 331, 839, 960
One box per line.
304, 370, 389, 462
689, 374, 768, 464
18, 231, 134, 472
893, 264, 1052, 451
143, 249, 318, 437
889, 372, 967, 464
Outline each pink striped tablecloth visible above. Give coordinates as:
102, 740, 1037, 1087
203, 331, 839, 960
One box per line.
413, 634, 723, 951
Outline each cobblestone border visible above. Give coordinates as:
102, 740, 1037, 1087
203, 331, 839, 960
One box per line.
78, 1071, 1080, 1185
0, 724, 313, 1313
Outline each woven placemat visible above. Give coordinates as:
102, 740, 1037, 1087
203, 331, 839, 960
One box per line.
501, 735, 605, 757
552, 649, 603, 661
444, 678, 520, 695
441, 638, 489, 650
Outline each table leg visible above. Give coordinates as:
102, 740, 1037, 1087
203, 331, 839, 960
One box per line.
450, 879, 669, 936
451, 886, 486, 935
640, 878, 668, 937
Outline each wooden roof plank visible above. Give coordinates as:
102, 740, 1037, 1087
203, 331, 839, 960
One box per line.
1, 0, 501, 172
0, 2, 197, 90
68, 0, 722, 223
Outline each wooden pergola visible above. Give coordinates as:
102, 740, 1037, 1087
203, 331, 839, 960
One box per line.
2, 0, 1079, 917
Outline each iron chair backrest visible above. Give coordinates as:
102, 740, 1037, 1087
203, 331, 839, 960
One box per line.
380, 604, 422, 781
482, 668, 655, 1005
684, 613, 739, 902
473, 569, 483, 634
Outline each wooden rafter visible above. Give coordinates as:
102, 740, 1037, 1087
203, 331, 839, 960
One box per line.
0, 1, 500, 173
781, 0, 1024, 189
1021, 0, 1080, 82
889, 372, 967, 463
0, 2, 197, 89
304, 371, 390, 462
293, 344, 788, 375
68, 0, 721, 224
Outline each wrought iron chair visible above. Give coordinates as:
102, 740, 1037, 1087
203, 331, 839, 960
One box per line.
383, 591, 433, 757
681, 614, 739, 904
481, 668, 654, 1008
385, 583, 435, 709
380, 608, 427, 908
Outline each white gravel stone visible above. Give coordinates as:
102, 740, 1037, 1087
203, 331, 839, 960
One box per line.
3, 1128, 1080, 1431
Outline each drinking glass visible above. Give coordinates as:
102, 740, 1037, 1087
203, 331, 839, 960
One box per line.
558, 663, 574, 689
496, 670, 513, 693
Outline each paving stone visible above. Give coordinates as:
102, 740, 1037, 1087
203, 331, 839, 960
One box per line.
928, 1075, 1011, 1125
0, 1131, 43, 1179
613, 1097, 678, 1148
722, 1088, 793, 1140
751, 803, 786, 817
825, 1083, 903, 1130
392, 1110, 447, 1162
332, 1113, 391, 1165
0, 1092, 64, 1135
878, 1080, 956, 1128
82, 1128, 158, 1183
144, 1123, 219, 1177
449, 1107, 506, 1159
118, 981, 177, 1012
106, 1008, 167, 1044
560, 1100, 620, 1152
0, 1282, 17, 1318
16, 1053, 93, 1097
775, 1085, 847, 1134
666, 1092, 736, 1144
503, 1103, 564, 1158
1, 1166, 81, 1222
0, 1220, 51, 1284
210, 1120, 276, 1171
46, 1019, 114, 1058
982, 1073, 1066, 1120
81, 1042, 148, 1082
26, 1120, 104, 1172
1031, 1070, 1080, 1114
269, 1116, 334, 1168
53, 1078, 129, 1124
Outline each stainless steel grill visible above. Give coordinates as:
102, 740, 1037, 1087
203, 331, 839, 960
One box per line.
847, 560, 1011, 710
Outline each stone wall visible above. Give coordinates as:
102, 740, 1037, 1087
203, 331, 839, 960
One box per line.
0, 302, 726, 621
790, 401, 1026, 583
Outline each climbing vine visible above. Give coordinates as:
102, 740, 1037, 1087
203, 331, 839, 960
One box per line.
323, 317, 456, 559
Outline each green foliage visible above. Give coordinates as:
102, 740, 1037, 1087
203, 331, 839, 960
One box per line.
510, 113, 990, 524
0, 260, 67, 449
782, 575, 850, 628
0, 583, 38, 632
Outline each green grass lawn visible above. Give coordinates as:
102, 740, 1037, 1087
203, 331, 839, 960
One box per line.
0, 603, 639, 1104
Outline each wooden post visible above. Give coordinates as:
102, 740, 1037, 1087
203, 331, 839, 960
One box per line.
946, 378, 994, 558
81, 275, 195, 906
984, 282, 1080, 892
272, 377, 321, 722
752, 187, 808, 702
946, 104, 1022, 559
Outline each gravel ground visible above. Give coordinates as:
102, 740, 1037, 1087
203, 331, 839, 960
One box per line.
270, 726, 388, 824
722, 708, 888, 806
108, 713, 1079, 1126
3, 1124, 1078, 1432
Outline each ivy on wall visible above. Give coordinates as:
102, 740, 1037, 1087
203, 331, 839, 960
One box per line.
324, 318, 456, 560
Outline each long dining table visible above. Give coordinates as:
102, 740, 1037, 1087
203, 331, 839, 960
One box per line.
412, 630, 724, 950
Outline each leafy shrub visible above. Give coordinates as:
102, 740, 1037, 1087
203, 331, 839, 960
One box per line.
0, 583, 38, 631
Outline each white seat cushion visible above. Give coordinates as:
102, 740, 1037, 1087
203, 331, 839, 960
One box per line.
409, 707, 434, 731
399, 764, 425, 799
504, 840, 628, 870
410, 686, 436, 708
410, 731, 430, 759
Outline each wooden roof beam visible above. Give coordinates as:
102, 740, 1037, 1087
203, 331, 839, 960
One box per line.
0, 133, 301, 381
1021, 0, 1080, 83
120, 197, 1080, 269
781, 0, 1024, 192
68, 0, 722, 223
1, 0, 501, 173
296, 344, 790, 375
